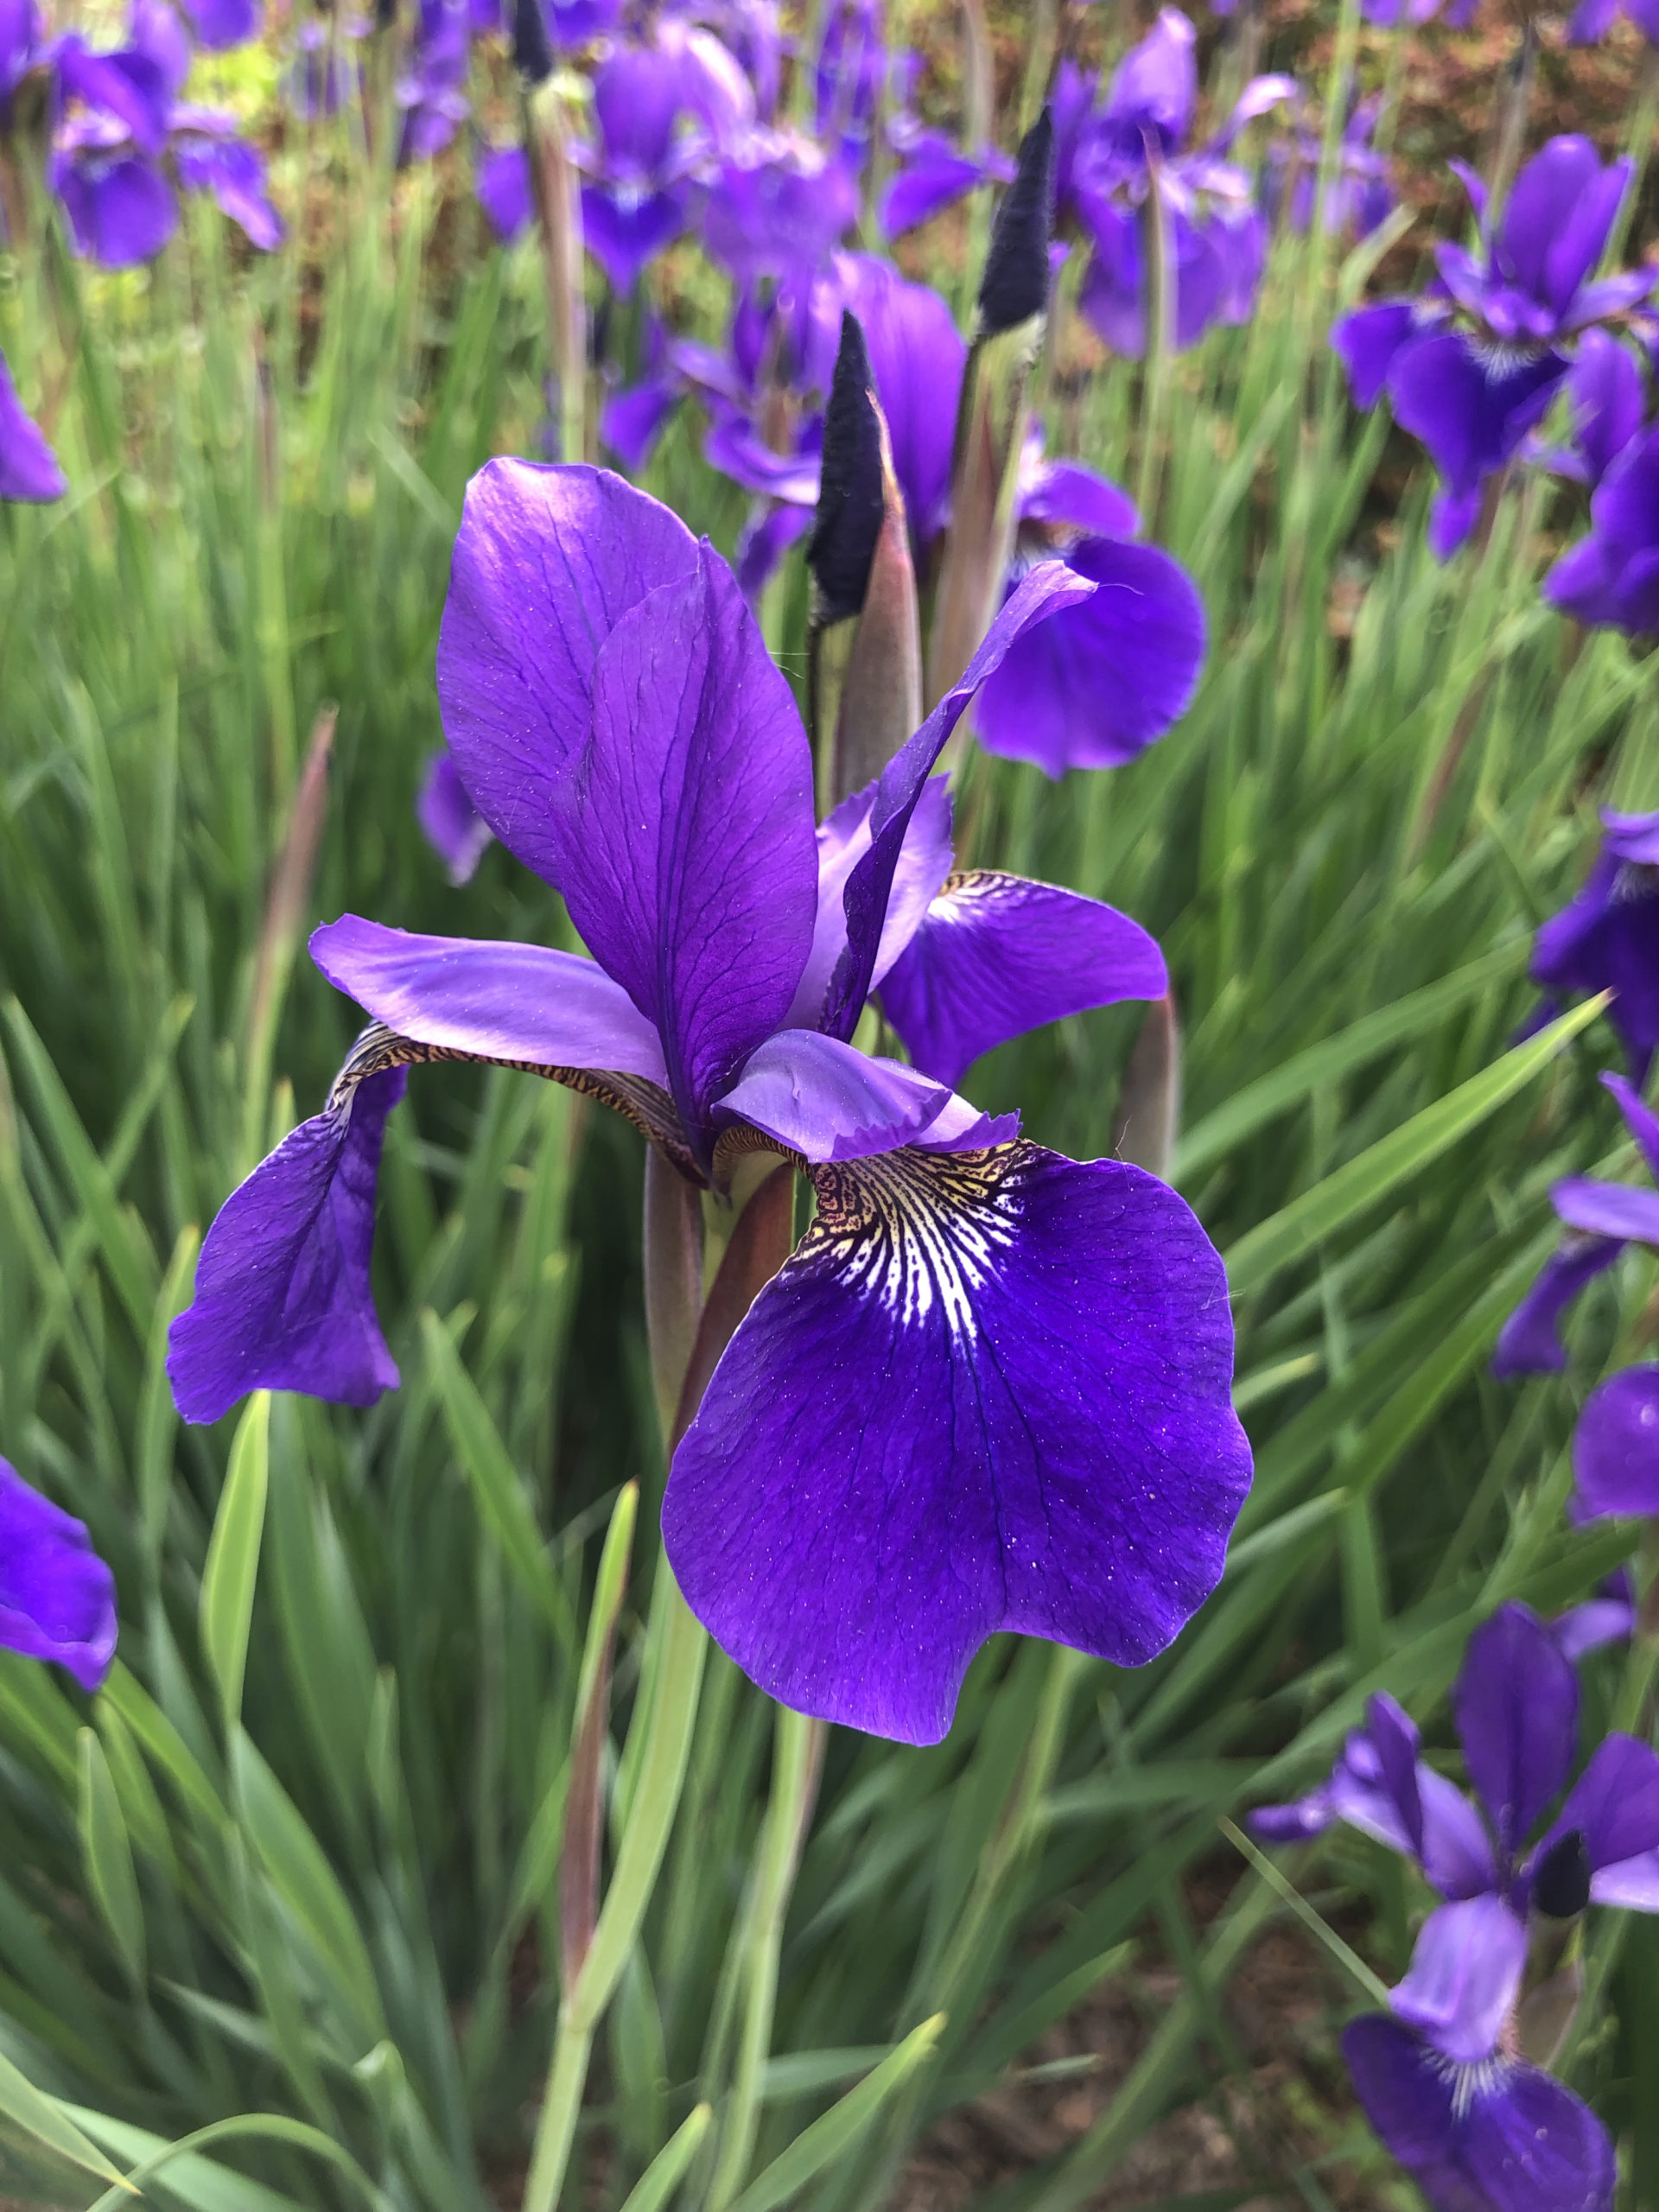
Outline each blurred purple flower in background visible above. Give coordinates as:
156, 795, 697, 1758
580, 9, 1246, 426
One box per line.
397, 0, 472, 165
1526, 811, 1659, 1082
1547, 422, 1659, 634
1264, 91, 1393, 239
1332, 137, 1653, 556
0, 349, 66, 501
416, 748, 493, 884
0, 1457, 118, 1694
1567, 0, 1659, 44
180, 0, 264, 50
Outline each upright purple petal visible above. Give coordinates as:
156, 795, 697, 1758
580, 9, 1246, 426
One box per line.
785, 777, 954, 1033
1491, 1235, 1621, 1377
0, 1459, 118, 1694
308, 918, 672, 1084
1563, 331, 1644, 488
168, 1069, 407, 1424
702, 137, 857, 282
1497, 138, 1629, 323
550, 547, 818, 1150
974, 537, 1205, 777
1452, 1602, 1578, 1859
836, 253, 963, 549
0, 351, 67, 503
823, 561, 1097, 1042
1101, 5, 1196, 156
879, 872, 1166, 1088
1573, 1364, 1659, 1521
435, 461, 698, 890
664, 1142, 1250, 1742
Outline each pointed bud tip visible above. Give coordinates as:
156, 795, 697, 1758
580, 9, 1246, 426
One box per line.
978, 107, 1055, 337
512, 0, 553, 85
808, 309, 887, 627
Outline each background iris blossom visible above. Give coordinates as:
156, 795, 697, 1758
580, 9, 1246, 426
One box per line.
0, 1456, 118, 1694
0, 346, 65, 500
168, 459, 1253, 1745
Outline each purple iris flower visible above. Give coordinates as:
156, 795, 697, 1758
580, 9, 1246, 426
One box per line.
51, 0, 282, 264
416, 747, 492, 883
1529, 328, 1646, 492
0, 348, 67, 502
396, 0, 472, 166
180, 0, 263, 50
288, 14, 365, 121
880, 113, 1013, 241
1064, 9, 1292, 359
1567, 0, 1659, 43
702, 129, 858, 286
0, 1457, 118, 1694
167, 461, 1252, 1744
1332, 138, 1653, 558
1551, 1568, 1637, 1662
1525, 811, 1659, 1085
1, 0, 44, 120
1264, 92, 1393, 241
1255, 1600, 1659, 1934
1546, 420, 1659, 634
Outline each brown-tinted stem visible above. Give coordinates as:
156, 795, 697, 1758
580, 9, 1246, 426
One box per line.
671, 1165, 798, 1452
830, 497, 924, 806
644, 1146, 705, 1444
1116, 993, 1182, 1181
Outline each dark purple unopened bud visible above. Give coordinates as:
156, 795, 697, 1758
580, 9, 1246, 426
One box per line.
1532, 1828, 1592, 1920
979, 107, 1054, 337
512, 0, 552, 85
808, 311, 885, 626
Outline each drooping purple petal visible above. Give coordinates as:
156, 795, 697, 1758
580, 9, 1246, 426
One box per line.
601, 370, 679, 475
52, 149, 178, 267
714, 1031, 1008, 1161
0, 1459, 118, 1694
785, 776, 954, 1033
1551, 1176, 1659, 1245
879, 873, 1166, 1088
1491, 1235, 1621, 1378
664, 1141, 1250, 1743
1530, 834, 1659, 1079
974, 537, 1205, 777
416, 747, 493, 886
823, 561, 1097, 1043
1573, 1364, 1659, 1522
1389, 1897, 1528, 2064
1452, 1601, 1578, 1859
580, 184, 688, 293
735, 499, 814, 605
308, 917, 672, 1084
881, 136, 983, 238
1331, 300, 1420, 410
0, 350, 67, 503
1560, 330, 1645, 489
550, 546, 818, 1152
477, 144, 532, 240
1017, 452, 1138, 543
1389, 331, 1567, 501
174, 130, 283, 250
55, 37, 169, 154
1606, 1068, 1659, 1179
1343, 2013, 1617, 2212
435, 461, 698, 890
168, 1070, 407, 1425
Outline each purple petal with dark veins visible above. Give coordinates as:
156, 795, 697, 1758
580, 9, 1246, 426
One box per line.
879, 872, 1166, 1088
823, 560, 1097, 1042
1573, 1364, 1659, 1521
168, 1070, 406, 1424
435, 461, 698, 888
1390, 1897, 1528, 2064
973, 537, 1205, 777
551, 546, 817, 1148
786, 776, 954, 1033
664, 1141, 1250, 1742
1491, 1235, 1620, 1377
309, 916, 671, 1084
0, 1459, 118, 1693
0, 350, 67, 503
1452, 1601, 1578, 1859
416, 748, 493, 885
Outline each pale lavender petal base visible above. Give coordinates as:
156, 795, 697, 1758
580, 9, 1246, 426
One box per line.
0, 1459, 118, 1694
1389, 1897, 1527, 2064
665, 1143, 1250, 1743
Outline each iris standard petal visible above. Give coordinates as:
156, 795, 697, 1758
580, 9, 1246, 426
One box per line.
1366, 1689, 1427, 1859
664, 1141, 1249, 1743
168, 1067, 407, 1424
0, 1459, 118, 1694
836, 253, 963, 548
309, 916, 672, 1084
1452, 1601, 1578, 1860
0, 351, 67, 503
552, 546, 819, 1151
823, 560, 1097, 1041
1497, 138, 1600, 311
435, 461, 699, 889
1563, 330, 1643, 487
972, 537, 1205, 776
785, 777, 954, 1033
715, 1032, 966, 1161
1491, 1235, 1621, 1377
1390, 1897, 1528, 2065
1572, 1363, 1659, 1520
878, 871, 1166, 1089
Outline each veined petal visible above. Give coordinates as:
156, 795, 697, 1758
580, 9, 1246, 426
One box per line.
168, 1065, 407, 1425
973, 538, 1205, 776
786, 776, 954, 1033
309, 917, 671, 1084
879, 871, 1166, 1088
664, 1141, 1250, 1743
1452, 1601, 1578, 1861
435, 461, 698, 890
1389, 1897, 1528, 2065
553, 546, 819, 1153
1491, 1235, 1620, 1378
715, 1031, 989, 1161
1573, 1364, 1659, 1521
823, 560, 1097, 1043
0, 1459, 118, 1694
